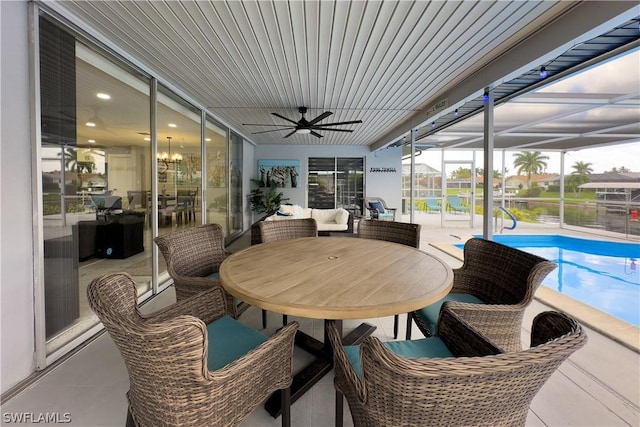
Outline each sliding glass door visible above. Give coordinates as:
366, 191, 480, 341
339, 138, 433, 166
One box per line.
308, 157, 364, 214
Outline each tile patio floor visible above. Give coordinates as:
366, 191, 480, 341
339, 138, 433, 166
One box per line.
2, 211, 638, 426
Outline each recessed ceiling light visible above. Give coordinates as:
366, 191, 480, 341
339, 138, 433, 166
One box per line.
168, 123, 177, 128
144, 137, 151, 141
88, 139, 96, 143
205, 138, 211, 142
86, 122, 96, 127
96, 93, 111, 100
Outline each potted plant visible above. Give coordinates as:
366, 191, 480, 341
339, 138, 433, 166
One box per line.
248, 179, 289, 216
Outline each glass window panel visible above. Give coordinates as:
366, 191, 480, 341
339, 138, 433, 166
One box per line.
336, 158, 364, 215
228, 132, 243, 241
39, 17, 151, 353
308, 158, 336, 209
156, 85, 202, 238
205, 116, 228, 235
308, 158, 364, 213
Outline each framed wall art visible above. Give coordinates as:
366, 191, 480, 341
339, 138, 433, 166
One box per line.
257, 159, 300, 188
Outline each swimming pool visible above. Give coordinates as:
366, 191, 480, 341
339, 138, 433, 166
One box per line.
456, 235, 640, 327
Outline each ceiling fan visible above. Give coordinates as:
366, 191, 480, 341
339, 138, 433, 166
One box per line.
243, 106, 362, 138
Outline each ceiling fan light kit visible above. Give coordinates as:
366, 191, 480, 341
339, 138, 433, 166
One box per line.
244, 106, 362, 139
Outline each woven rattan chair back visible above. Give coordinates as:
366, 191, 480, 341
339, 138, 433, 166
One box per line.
155, 223, 226, 279
154, 224, 249, 317
409, 237, 557, 350
357, 220, 420, 248
330, 308, 587, 427
87, 273, 213, 426
457, 237, 556, 305
258, 218, 318, 243
88, 272, 298, 427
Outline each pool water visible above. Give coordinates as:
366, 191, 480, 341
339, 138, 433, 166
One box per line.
457, 235, 640, 327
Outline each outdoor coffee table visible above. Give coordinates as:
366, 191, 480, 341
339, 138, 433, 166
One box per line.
219, 236, 453, 417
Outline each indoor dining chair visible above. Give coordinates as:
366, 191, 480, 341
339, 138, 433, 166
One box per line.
176, 189, 197, 223
357, 219, 421, 339
406, 237, 557, 351
328, 306, 587, 427
256, 218, 318, 327
87, 272, 298, 427
154, 223, 249, 320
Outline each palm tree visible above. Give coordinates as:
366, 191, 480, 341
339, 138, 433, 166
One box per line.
513, 151, 549, 189
570, 161, 593, 193
57, 147, 78, 172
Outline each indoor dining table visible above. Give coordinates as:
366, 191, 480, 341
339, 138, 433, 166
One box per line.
219, 236, 453, 418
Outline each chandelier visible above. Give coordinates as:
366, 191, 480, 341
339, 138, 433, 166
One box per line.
157, 136, 182, 164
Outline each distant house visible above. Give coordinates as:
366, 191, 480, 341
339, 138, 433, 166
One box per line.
505, 174, 560, 190
578, 172, 640, 206
584, 172, 640, 184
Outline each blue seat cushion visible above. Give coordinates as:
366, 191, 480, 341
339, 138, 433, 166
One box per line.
205, 315, 267, 370
368, 201, 385, 214
207, 272, 243, 307
344, 337, 454, 378
415, 293, 484, 334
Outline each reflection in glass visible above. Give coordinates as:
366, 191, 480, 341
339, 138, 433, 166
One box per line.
228, 132, 243, 240
40, 16, 151, 354
156, 85, 202, 236
308, 158, 364, 214
205, 117, 229, 236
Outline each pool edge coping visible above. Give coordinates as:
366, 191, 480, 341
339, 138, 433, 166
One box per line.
430, 240, 640, 354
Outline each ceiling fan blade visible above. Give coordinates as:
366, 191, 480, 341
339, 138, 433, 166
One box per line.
307, 111, 333, 125
283, 130, 297, 138
310, 130, 324, 138
272, 113, 300, 125
311, 127, 355, 133
243, 123, 295, 127
313, 120, 363, 126
251, 127, 295, 135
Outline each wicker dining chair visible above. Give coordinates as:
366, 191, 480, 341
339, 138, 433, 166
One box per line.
357, 219, 421, 339
328, 306, 587, 427
257, 218, 318, 327
154, 223, 249, 319
87, 272, 298, 427
406, 237, 557, 351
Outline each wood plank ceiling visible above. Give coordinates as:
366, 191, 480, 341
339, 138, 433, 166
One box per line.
45, 1, 638, 151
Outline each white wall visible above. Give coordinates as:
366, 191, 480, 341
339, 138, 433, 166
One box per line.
1, 0, 38, 393
253, 144, 402, 211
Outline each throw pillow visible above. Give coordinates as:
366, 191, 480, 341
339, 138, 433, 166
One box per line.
369, 201, 385, 214
335, 209, 348, 224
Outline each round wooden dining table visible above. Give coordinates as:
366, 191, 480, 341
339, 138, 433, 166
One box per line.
220, 236, 453, 320
219, 236, 453, 418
